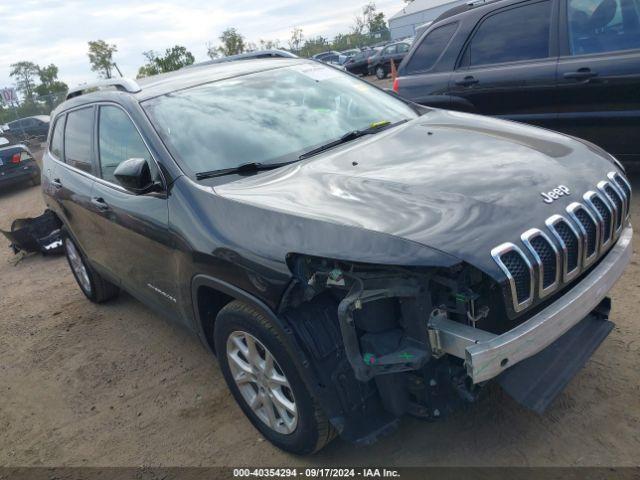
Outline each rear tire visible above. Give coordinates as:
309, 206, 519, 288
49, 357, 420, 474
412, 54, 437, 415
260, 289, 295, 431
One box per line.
214, 300, 335, 454
376, 66, 387, 80
62, 230, 119, 303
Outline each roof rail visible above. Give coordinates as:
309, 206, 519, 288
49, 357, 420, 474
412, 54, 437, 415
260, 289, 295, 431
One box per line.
66, 78, 141, 100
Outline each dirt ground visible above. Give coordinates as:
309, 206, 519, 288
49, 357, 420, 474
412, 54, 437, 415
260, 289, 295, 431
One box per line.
0, 148, 639, 468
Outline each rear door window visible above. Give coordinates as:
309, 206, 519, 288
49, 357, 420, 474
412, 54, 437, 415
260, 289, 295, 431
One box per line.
64, 107, 94, 173
50, 116, 65, 159
383, 45, 397, 56
98, 105, 152, 184
405, 23, 458, 73
567, 0, 640, 55
461, 0, 552, 67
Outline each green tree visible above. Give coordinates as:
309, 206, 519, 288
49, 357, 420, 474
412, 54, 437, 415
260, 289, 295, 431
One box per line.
35, 64, 68, 108
300, 36, 330, 58
208, 28, 246, 58
368, 12, 390, 40
137, 45, 195, 78
288, 27, 304, 54
258, 39, 281, 50
88, 40, 118, 78
9, 61, 39, 102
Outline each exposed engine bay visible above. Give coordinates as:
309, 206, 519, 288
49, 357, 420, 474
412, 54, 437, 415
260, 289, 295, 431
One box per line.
277, 243, 627, 444
278, 255, 496, 442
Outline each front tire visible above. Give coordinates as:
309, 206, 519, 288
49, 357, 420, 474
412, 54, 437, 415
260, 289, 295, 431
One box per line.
214, 300, 335, 454
63, 231, 119, 303
376, 66, 387, 80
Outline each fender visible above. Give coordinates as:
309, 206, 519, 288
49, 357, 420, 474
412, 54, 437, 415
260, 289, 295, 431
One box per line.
190, 274, 321, 392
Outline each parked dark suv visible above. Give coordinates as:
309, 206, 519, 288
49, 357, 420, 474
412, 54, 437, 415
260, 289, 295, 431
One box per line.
43, 59, 632, 454
394, 0, 640, 163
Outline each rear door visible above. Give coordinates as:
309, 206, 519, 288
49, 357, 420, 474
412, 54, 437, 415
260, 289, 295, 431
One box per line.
380, 44, 397, 70
90, 104, 176, 312
556, 0, 640, 161
393, 42, 411, 66
448, 0, 560, 128
397, 22, 460, 105
53, 106, 102, 259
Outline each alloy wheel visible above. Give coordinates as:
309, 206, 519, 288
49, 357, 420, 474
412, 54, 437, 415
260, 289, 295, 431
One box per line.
226, 331, 298, 434
65, 238, 91, 294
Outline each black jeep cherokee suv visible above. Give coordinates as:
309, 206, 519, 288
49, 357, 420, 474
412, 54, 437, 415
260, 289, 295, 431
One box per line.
393, 0, 640, 163
43, 59, 632, 454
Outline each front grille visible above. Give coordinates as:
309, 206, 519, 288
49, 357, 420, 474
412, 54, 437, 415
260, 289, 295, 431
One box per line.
492, 171, 631, 315
501, 250, 531, 303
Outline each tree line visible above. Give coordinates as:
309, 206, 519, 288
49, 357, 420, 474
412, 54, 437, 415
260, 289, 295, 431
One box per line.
1, 2, 389, 124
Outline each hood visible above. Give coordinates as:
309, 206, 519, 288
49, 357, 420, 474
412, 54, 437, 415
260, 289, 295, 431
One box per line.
214, 109, 621, 276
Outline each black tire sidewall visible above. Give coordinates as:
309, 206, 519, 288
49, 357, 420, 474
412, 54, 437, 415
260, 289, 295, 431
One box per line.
214, 304, 322, 454
62, 231, 97, 302
376, 66, 386, 79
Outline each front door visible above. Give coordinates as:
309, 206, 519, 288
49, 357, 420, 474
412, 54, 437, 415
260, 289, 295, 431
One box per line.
555, 0, 640, 161
448, 0, 559, 129
90, 104, 177, 313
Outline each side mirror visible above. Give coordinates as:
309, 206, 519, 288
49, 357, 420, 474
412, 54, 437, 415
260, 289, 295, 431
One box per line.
113, 157, 158, 194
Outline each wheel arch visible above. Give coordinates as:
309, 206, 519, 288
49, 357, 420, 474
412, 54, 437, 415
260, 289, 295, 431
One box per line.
191, 275, 303, 363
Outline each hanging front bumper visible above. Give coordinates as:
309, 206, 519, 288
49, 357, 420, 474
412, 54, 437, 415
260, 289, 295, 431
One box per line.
428, 226, 632, 384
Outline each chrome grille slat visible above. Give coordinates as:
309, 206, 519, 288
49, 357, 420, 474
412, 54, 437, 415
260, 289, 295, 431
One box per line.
598, 180, 624, 237
492, 172, 631, 314
567, 202, 599, 268
521, 229, 560, 298
546, 214, 582, 282
584, 191, 614, 252
607, 172, 630, 222
491, 243, 534, 312
609, 172, 631, 221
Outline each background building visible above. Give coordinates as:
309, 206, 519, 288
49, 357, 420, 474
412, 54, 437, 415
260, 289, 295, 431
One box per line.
389, 0, 467, 40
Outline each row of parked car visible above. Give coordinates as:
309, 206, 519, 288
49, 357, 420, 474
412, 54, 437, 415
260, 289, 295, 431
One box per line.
312, 40, 414, 79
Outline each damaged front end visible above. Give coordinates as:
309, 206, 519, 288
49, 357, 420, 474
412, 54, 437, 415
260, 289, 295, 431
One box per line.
278, 226, 631, 444
279, 254, 494, 443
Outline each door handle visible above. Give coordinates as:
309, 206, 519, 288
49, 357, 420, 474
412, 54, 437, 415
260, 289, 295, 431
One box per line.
455, 75, 479, 87
563, 68, 598, 80
52, 178, 63, 189
91, 196, 110, 211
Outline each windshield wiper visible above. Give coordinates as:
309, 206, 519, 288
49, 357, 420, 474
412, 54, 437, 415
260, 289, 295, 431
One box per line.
298, 119, 408, 160
196, 162, 288, 180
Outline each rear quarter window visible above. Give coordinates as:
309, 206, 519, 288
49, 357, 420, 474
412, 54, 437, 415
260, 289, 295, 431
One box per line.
405, 22, 458, 73
49, 116, 65, 159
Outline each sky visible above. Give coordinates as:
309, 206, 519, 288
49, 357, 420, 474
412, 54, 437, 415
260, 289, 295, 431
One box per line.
0, 0, 402, 90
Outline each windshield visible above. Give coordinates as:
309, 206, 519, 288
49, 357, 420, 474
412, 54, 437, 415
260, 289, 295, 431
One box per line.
142, 63, 418, 175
